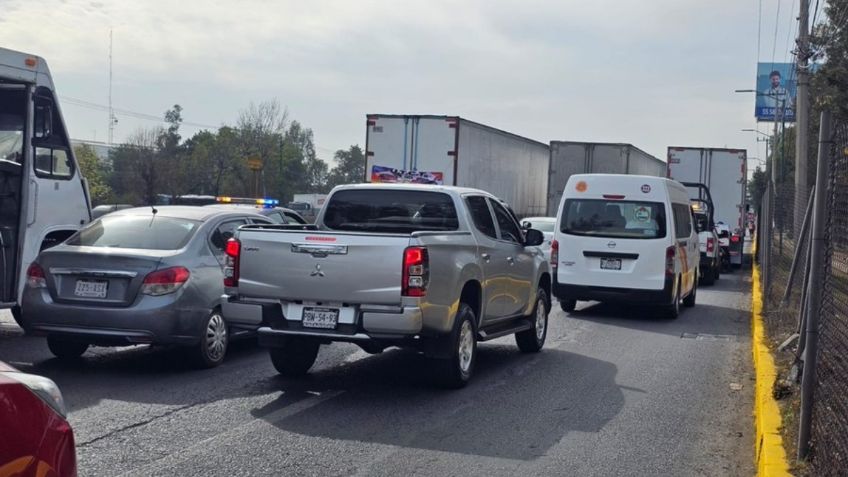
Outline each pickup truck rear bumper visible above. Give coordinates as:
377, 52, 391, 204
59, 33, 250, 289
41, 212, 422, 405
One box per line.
222, 298, 424, 338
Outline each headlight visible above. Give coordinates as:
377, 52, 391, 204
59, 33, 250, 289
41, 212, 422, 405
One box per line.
2, 371, 67, 418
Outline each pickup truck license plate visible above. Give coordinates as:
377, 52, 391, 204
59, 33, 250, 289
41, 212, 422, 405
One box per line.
302, 307, 339, 329
74, 279, 109, 298
600, 258, 622, 270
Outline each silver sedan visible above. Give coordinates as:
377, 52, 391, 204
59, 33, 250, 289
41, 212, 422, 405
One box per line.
20, 206, 274, 368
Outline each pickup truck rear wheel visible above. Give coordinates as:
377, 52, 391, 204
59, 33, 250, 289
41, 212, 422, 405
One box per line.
516, 289, 549, 353
559, 299, 577, 313
269, 339, 320, 377
435, 303, 477, 389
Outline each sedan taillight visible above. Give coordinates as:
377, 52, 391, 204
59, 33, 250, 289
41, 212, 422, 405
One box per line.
141, 267, 190, 296
26, 263, 46, 288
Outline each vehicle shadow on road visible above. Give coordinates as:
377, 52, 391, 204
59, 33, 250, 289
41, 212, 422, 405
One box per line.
251, 346, 626, 461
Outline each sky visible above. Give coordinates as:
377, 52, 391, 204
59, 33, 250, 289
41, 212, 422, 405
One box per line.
0, 0, 809, 170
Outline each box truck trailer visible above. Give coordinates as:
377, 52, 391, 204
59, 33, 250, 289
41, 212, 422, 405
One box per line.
364, 114, 550, 218
667, 147, 747, 267
546, 142, 667, 215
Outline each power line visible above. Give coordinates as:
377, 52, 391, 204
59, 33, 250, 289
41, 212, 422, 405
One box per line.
61, 96, 219, 129
772, 0, 783, 68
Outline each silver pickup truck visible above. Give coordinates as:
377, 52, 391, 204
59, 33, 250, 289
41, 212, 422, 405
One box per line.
222, 184, 552, 388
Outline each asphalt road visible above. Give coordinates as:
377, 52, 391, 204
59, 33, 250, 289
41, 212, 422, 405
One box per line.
0, 272, 754, 477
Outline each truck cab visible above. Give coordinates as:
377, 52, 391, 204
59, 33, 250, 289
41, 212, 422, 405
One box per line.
0, 48, 91, 323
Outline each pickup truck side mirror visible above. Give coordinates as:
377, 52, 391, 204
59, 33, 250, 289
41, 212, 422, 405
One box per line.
524, 228, 545, 247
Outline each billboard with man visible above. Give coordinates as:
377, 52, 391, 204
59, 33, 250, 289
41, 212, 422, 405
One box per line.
755, 62, 796, 122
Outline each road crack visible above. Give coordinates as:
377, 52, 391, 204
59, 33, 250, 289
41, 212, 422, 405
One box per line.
76, 401, 203, 448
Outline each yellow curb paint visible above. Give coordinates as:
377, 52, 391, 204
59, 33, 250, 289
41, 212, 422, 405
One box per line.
752, 263, 792, 476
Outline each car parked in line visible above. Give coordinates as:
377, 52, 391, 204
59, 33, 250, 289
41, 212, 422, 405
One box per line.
205, 204, 308, 225
681, 182, 720, 286
521, 216, 556, 257
0, 360, 77, 477
551, 174, 699, 318
223, 184, 552, 388
19, 206, 274, 367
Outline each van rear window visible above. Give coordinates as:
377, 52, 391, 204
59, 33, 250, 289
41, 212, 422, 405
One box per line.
323, 189, 459, 233
561, 199, 667, 239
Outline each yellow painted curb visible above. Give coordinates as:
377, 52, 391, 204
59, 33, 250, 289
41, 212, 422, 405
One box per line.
752, 263, 792, 476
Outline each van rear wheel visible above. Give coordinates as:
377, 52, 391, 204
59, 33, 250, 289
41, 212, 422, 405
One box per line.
665, 281, 681, 319
559, 299, 577, 313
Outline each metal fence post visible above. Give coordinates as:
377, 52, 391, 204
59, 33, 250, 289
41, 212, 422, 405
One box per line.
798, 110, 832, 460
782, 186, 815, 305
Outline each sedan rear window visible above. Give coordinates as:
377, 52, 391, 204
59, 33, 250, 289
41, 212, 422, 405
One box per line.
561, 199, 666, 239
66, 215, 199, 250
323, 189, 458, 233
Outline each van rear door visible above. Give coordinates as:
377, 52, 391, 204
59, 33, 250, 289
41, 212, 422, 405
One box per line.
557, 196, 669, 291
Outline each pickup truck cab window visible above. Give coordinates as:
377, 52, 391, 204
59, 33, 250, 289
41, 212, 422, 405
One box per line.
465, 195, 497, 239
323, 189, 458, 233
490, 199, 523, 244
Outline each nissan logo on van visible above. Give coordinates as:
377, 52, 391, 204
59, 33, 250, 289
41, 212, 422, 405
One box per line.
607, 241, 616, 249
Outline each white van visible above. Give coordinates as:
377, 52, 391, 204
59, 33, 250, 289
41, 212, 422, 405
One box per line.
551, 174, 699, 318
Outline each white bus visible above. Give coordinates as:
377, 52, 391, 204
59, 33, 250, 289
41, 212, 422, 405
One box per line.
0, 48, 91, 326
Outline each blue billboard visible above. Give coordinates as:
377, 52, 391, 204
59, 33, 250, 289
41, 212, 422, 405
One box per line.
755, 62, 796, 122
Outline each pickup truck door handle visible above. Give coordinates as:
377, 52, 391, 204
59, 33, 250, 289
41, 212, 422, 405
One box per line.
679, 241, 688, 247
481, 253, 490, 262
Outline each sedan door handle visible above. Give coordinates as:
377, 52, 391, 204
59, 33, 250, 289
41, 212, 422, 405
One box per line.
481, 253, 491, 262
506, 256, 515, 264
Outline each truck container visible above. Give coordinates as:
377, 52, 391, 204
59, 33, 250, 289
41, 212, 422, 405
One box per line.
289, 193, 327, 221
547, 142, 666, 215
364, 114, 550, 218
667, 147, 747, 266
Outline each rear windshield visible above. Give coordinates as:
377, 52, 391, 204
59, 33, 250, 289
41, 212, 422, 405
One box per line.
561, 199, 667, 239
66, 215, 200, 250
323, 189, 459, 233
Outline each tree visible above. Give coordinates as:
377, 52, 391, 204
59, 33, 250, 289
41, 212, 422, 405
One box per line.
109, 127, 162, 205
73, 144, 113, 205
748, 166, 768, 212
327, 145, 366, 188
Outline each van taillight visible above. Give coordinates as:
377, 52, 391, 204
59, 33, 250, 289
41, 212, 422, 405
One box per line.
665, 246, 676, 277
551, 240, 559, 274
706, 237, 715, 254
402, 246, 428, 297
731, 234, 740, 243
224, 238, 240, 287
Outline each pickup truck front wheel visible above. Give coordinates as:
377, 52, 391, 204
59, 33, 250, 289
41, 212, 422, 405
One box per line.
269, 339, 320, 377
516, 289, 549, 353
434, 303, 477, 389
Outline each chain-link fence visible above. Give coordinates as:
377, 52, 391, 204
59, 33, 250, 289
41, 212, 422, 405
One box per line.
808, 122, 848, 475
759, 115, 848, 475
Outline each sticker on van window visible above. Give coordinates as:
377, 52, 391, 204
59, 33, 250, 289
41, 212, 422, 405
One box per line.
641, 184, 651, 193
634, 206, 651, 222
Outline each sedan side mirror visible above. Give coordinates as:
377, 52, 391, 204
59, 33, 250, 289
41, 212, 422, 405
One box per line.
522, 221, 532, 230
524, 228, 545, 247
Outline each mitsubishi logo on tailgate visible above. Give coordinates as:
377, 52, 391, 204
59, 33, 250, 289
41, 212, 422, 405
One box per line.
607, 241, 617, 249
310, 264, 325, 277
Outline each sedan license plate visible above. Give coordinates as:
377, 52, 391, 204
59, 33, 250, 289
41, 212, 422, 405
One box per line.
600, 258, 622, 270
302, 307, 339, 330
74, 279, 108, 298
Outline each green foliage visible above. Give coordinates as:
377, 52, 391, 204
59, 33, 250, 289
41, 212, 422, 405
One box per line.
327, 145, 366, 189
101, 100, 352, 204
73, 144, 113, 205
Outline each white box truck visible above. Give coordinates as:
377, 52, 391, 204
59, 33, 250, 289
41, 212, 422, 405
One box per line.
288, 193, 327, 221
667, 147, 747, 267
547, 142, 667, 216
364, 114, 550, 218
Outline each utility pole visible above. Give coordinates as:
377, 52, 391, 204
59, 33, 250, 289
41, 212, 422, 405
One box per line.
795, 0, 811, 239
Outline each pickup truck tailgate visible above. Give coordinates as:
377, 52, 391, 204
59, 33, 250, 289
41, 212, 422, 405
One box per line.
236, 229, 411, 305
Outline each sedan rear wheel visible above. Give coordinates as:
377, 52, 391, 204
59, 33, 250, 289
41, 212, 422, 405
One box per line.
47, 336, 89, 360
190, 311, 229, 369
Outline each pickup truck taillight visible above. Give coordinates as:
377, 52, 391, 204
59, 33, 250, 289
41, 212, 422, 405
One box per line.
224, 238, 240, 287
550, 240, 559, 274
706, 237, 715, 254
665, 246, 676, 277
402, 246, 429, 297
